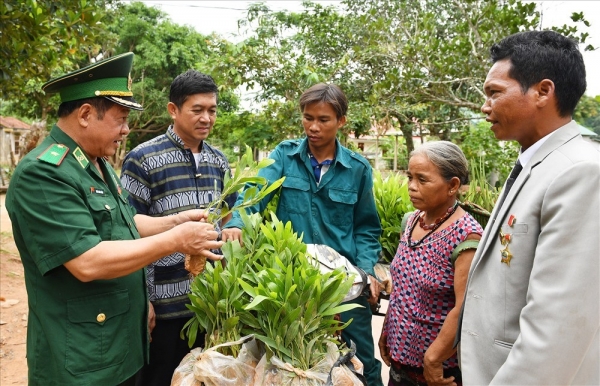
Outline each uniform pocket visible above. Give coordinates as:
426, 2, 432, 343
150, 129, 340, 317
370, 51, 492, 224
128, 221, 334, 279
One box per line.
324, 188, 357, 228
280, 176, 310, 214
87, 195, 117, 240
65, 290, 130, 375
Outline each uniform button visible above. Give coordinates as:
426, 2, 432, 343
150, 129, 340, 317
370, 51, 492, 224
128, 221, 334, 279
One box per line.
97, 313, 106, 323
313, 232, 318, 236
104, 204, 111, 210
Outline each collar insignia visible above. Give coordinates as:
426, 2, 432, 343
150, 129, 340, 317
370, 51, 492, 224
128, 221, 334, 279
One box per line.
73, 147, 89, 169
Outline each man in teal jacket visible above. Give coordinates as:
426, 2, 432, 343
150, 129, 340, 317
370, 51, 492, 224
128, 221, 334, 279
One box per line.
223, 83, 384, 385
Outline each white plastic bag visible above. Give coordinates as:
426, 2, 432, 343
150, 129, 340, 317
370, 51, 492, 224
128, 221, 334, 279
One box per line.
253, 342, 365, 386
171, 335, 260, 386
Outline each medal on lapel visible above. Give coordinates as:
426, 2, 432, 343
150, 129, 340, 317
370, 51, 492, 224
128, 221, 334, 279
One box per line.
500, 215, 517, 266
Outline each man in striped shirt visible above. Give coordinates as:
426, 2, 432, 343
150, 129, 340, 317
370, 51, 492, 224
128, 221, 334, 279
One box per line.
121, 70, 237, 386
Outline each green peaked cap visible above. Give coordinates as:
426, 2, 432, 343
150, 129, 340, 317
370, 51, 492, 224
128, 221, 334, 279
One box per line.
42, 52, 143, 111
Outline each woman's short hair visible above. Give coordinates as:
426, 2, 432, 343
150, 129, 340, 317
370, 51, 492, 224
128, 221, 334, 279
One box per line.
299, 83, 348, 119
410, 141, 469, 185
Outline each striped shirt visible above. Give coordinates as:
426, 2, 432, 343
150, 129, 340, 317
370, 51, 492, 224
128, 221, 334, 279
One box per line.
121, 126, 237, 319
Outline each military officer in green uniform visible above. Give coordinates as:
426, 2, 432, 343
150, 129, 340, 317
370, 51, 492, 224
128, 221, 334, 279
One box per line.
5, 52, 224, 386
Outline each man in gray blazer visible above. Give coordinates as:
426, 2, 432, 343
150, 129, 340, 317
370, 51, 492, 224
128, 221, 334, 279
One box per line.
460, 30, 599, 384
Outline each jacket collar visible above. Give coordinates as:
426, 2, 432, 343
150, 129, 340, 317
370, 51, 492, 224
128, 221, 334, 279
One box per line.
50, 124, 81, 152
290, 137, 352, 169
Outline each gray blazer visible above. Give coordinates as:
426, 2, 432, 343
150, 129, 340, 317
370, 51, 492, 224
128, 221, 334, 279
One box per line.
460, 121, 600, 385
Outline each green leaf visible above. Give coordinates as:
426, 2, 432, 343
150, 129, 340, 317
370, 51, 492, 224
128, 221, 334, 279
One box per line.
244, 295, 270, 310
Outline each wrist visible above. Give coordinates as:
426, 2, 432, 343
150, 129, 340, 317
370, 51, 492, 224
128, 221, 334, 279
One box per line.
173, 212, 186, 227
423, 349, 443, 366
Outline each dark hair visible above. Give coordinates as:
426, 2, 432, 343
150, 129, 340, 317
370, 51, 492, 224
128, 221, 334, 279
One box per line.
410, 141, 470, 185
169, 69, 218, 109
299, 83, 348, 119
490, 30, 586, 117
57, 97, 115, 119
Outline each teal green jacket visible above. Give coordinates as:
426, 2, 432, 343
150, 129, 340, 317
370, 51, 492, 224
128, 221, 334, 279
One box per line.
225, 138, 381, 275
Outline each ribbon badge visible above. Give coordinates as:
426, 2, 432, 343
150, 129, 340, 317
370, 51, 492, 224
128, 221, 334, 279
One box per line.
499, 215, 517, 266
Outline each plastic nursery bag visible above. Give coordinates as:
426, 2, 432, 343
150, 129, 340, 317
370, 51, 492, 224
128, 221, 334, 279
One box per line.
171, 335, 261, 386
254, 342, 365, 386
326, 341, 367, 386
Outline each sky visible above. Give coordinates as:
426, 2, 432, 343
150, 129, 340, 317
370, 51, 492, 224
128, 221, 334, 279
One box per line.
135, 0, 600, 97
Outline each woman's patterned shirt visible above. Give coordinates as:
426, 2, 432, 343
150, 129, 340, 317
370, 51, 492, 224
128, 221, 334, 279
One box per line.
384, 211, 483, 368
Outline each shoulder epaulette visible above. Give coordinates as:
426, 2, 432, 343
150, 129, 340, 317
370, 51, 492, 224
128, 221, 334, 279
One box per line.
281, 139, 301, 147
347, 150, 371, 167
37, 144, 69, 166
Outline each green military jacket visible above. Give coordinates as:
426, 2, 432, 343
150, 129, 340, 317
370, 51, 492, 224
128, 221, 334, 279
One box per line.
6, 125, 149, 385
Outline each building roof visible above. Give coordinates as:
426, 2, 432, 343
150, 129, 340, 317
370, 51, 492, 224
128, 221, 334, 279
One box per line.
0, 116, 31, 130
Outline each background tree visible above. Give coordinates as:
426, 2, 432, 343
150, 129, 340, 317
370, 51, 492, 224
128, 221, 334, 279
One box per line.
106, 2, 242, 149
210, 0, 593, 163
574, 95, 600, 135
1, 0, 117, 120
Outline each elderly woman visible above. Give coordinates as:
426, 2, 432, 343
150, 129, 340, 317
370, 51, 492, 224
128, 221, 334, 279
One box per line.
379, 141, 483, 386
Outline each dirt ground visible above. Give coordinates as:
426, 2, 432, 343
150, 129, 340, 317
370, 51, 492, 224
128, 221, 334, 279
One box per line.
0, 193, 28, 385
0, 192, 390, 385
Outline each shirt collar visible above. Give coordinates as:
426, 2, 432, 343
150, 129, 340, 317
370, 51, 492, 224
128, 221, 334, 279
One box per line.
518, 129, 557, 168
166, 125, 186, 149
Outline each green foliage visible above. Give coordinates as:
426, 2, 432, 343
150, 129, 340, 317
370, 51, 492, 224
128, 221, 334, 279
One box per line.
459, 157, 500, 225
206, 145, 284, 224
208, 0, 594, 162
183, 241, 253, 357
373, 170, 413, 262
574, 95, 600, 135
1, 0, 117, 119
237, 212, 359, 369
458, 121, 520, 183
106, 2, 243, 149
184, 211, 360, 369
211, 109, 289, 160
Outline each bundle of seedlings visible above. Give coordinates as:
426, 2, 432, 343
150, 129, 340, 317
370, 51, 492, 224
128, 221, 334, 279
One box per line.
184, 145, 284, 275
174, 242, 262, 386
178, 210, 366, 386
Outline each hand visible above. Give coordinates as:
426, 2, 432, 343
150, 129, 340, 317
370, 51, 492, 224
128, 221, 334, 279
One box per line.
148, 301, 156, 337
378, 333, 391, 367
176, 221, 224, 261
423, 352, 456, 386
221, 227, 243, 245
178, 209, 209, 223
367, 275, 382, 306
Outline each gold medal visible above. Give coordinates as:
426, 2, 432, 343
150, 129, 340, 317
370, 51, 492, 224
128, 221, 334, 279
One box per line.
500, 246, 513, 266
